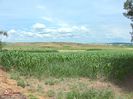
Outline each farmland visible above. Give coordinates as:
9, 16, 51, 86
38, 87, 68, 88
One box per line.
0, 42, 133, 99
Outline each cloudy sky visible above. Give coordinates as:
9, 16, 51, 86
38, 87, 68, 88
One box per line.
0, 0, 131, 43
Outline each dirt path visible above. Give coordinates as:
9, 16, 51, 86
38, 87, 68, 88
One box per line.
0, 68, 26, 99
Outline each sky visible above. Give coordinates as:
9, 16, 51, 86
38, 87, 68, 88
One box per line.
0, 0, 132, 43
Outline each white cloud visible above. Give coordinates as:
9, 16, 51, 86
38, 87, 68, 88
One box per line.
44, 28, 57, 33
42, 16, 53, 22
104, 26, 130, 40
5, 23, 91, 42
80, 26, 90, 33
57, 27, 73, 33
20, 31, 74, 38
6, 24, 130, 43
56, 26, 90, 33
8, 29, 16, 34
58, 22, 70, 27
32, 23, 46, 31
32, 22, 90, 34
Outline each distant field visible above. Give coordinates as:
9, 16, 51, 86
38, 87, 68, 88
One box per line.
3, 42, 133, 51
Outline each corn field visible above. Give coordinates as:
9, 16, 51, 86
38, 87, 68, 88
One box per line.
0, 50, 133, 80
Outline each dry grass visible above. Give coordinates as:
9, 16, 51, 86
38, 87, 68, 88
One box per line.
4, 42, 130, 51
0, 68, 133, 99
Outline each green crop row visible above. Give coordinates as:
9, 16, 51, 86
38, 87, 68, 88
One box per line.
0, 50, 133, 80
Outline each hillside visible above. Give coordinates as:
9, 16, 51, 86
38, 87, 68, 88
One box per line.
3, 42, 133, 51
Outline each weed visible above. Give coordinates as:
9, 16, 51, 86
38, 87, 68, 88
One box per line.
17, 79, 26, 88
47, 90, 55, 97
10, 72, 20, 80
45, 78, 58, 85
37, 84, 44, 93
28, 94, 38, 99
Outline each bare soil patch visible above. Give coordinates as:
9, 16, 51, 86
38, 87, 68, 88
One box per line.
0, 68, 26, 99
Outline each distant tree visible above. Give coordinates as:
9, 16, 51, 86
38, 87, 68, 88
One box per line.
124, 0, 133, 43
0, 31, 8, 50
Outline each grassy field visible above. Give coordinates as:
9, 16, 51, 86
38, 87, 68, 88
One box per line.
0, 42, 133, 99
3, 42, 133, 51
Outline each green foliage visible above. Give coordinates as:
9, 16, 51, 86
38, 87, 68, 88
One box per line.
123, 0, 133, 43
28, 94, 38, 99
10, 72, 20, 80
45, 78, 58, 85
65, 89, 114, 99
124, 0, 133, 18
17, 79, 26, 88
1, 50, 133, 81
